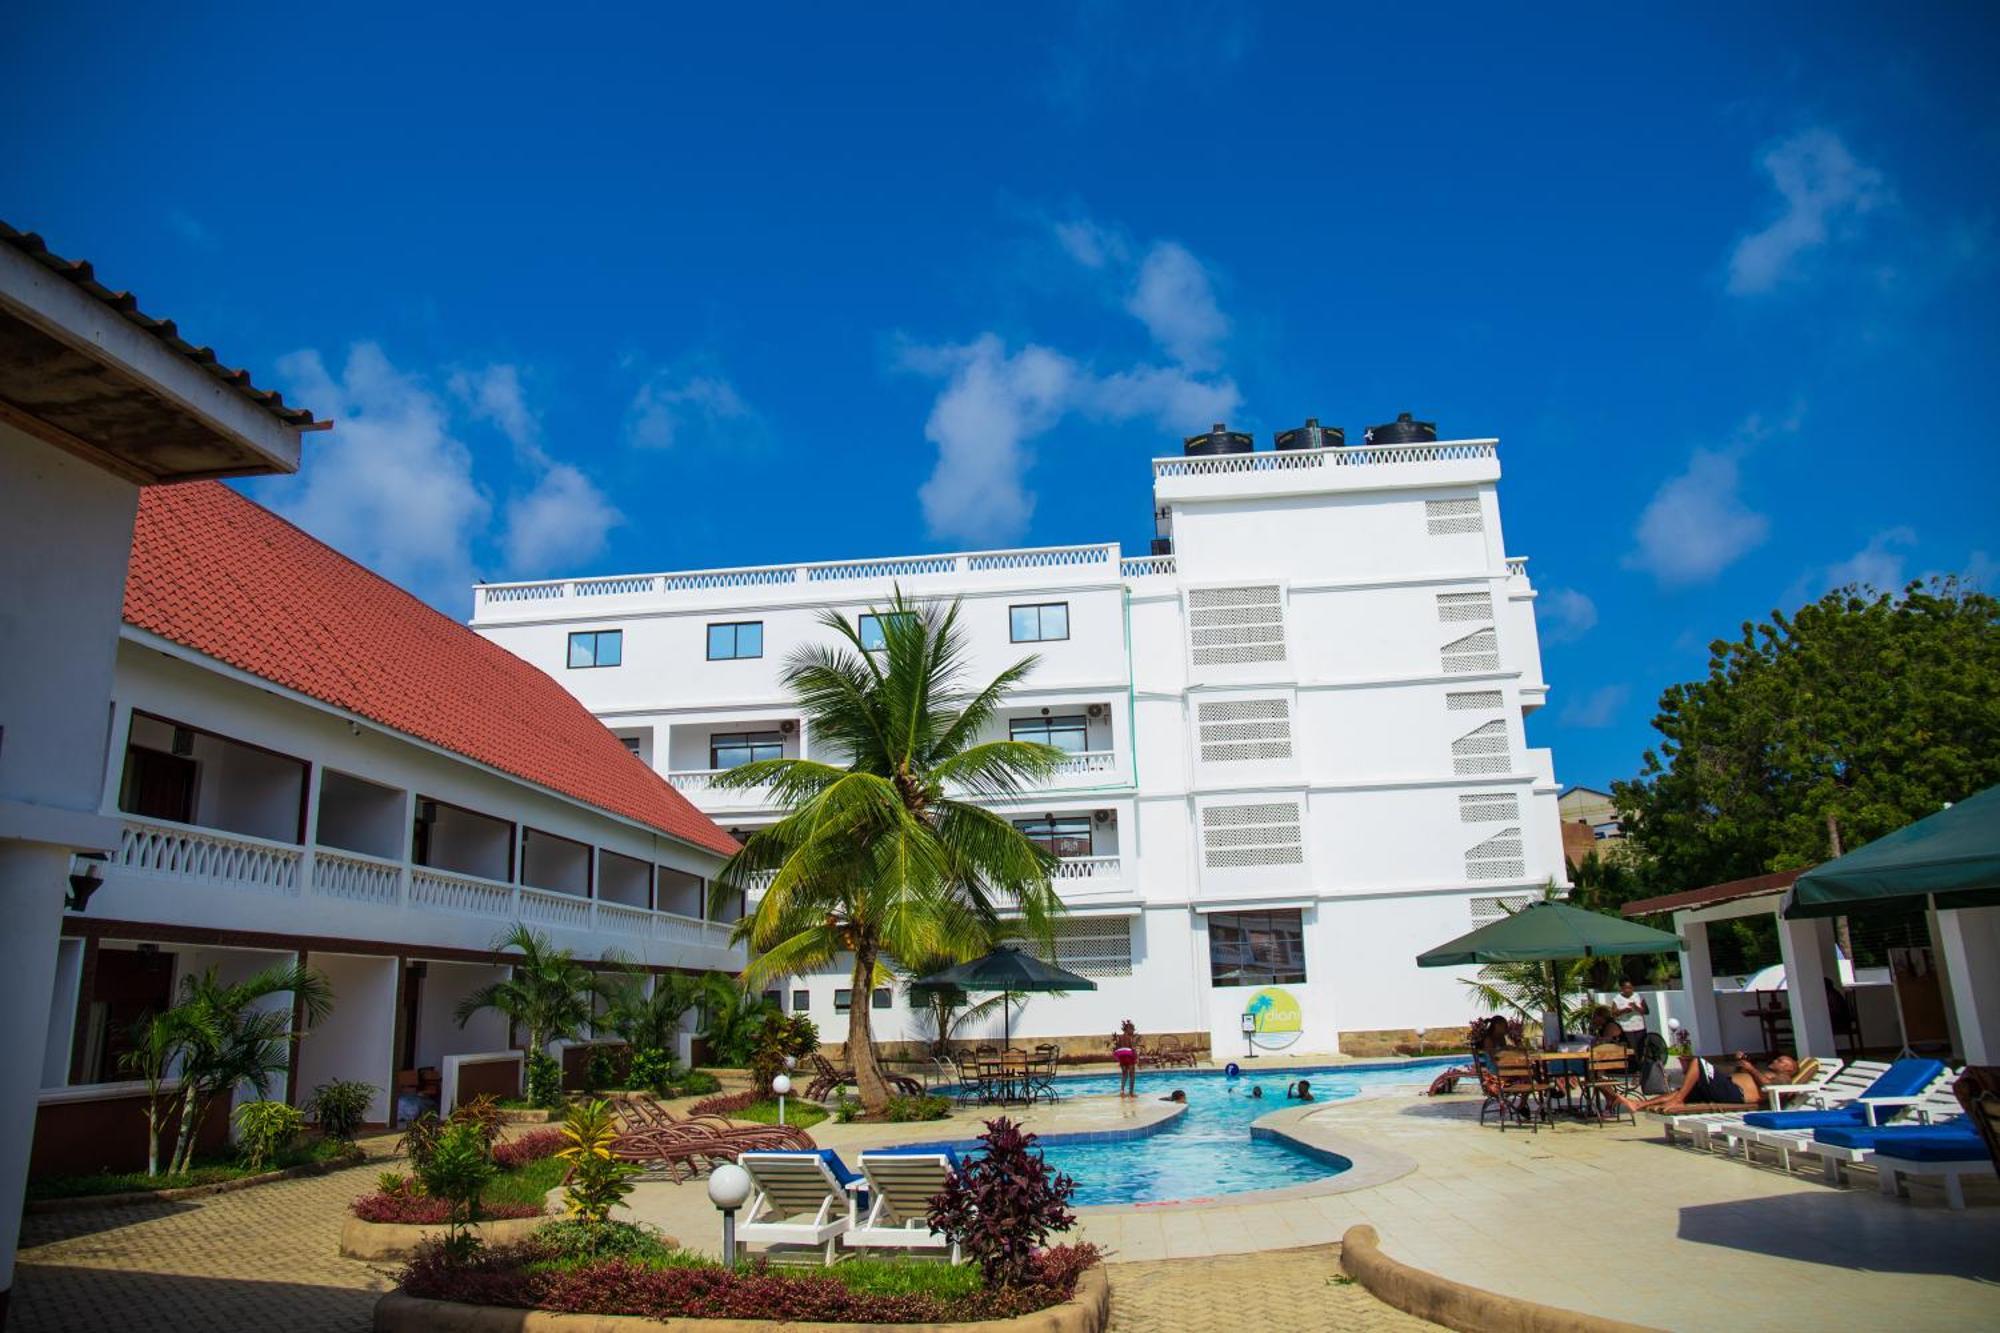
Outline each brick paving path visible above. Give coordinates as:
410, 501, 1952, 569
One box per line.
11, 1142, 397, 1333
1106, 1246, 1431, 1331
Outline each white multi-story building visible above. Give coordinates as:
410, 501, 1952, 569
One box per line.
472, 424, 1566, 1059
32, 482, 744, 1177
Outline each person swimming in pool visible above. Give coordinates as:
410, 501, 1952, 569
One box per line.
1286, 1080, 1314, 1102
1161, 1089, 1187, 1103
1248, 1084, 1264, 1099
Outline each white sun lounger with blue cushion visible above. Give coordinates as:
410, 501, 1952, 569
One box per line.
736, 1150, 862, 1265
845, 1149, 964, 1263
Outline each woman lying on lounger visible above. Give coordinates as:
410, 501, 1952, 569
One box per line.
1615, 1051, 1797, 1113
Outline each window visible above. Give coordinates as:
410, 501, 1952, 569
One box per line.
1014, 816, 1093, 858
619, 735, 643, 757
1010, 714, 1088, 753
857, 612, 914, 651
710, 731, 784, 769
1208, 910, 1308, 987
762, 989, 782, 1009
707, 621, 763, 660
872, 987, 892, 1009
567, 629, 623, 669
1010, 602, 1070, 643
834, 989, 853, 1013
792, 988, 810, 1011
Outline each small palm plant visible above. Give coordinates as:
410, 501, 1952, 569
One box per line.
713, 591, 1065, 1110
455, 924, 612, 1108
601, 968, 708, 1091
556, 1099, 638, 1225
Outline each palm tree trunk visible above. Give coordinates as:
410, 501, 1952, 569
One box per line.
847, 944, 893, 1111
169, 1083, 204, 1175
144, 1102, 161, 1178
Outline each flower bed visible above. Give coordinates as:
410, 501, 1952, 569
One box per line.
28, 1137, 361, 1208
493, 1129, 566, 1170
398, 1235, 1103, 1324
351, 1129, 567, 1225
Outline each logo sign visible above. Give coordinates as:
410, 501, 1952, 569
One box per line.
1245, 987, 1302, 1048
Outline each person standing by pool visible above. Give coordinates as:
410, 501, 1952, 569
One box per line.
1113, 1019, 1139, 1098
1611, 979, 1649, 1052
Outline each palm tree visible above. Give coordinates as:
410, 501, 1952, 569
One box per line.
713, 591, 1065, 1109
601, 968, 709, 1057
154, 962, 332, 1176
695, 971, 778, 1068
455, 924, 610, 1065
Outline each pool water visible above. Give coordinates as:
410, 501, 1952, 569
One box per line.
963, 1058, 1456, 1206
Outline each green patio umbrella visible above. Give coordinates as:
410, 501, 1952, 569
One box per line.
911, 945, 1096, 1048
1417, 900, 1682, 1046
1784, 784, 2000, 919
1416, 900, 1683, 966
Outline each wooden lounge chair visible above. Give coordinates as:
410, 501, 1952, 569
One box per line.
1585, 1043, 1635, 1126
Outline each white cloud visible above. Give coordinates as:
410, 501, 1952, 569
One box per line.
905, 333, 1241, 544
1559, 684, 1629, 730
1052, 218, 1127, 270
1125, 242, 1227, 370
258, 344, 620, 610
166, 209, 216, 251
260, 343, 492, 610
1540, 587, 1598, 644
1728, 129, 1888, 295
449, 363, 539, 451
625, 372, 754, 450
1826, 526, 1917, 593
1624, 447, 1770, 587
503, 462, 621, 571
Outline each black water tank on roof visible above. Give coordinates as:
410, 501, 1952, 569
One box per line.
1182, 422, 1254, 456
1363, 412, 1437, 445
1274, 418, 1344, 451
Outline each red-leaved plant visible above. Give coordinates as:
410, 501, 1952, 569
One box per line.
926, 1117, 1078, 1287
351, 1194, 543, 1224
492, 1129, 565, 1170
685, 1090, 762, 1118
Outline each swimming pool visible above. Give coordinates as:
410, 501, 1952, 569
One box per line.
924, 1058, 1456, 1206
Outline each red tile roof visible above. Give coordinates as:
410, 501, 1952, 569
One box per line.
124, 482, 738, 857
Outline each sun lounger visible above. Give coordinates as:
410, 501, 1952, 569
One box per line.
1664, 1059, 1865, 1150
846, 1148, 964, 1261
1872, 1127, 1998, 1211
736, 1150, 862, 1264
1712, 1059, 1936, 1159
1736, 1064, 1957, 1180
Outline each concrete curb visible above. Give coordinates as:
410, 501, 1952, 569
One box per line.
371, 1266, 1111, 1332
26, 1146, 369, 1214
340, 1213, 551, 1261
1338, 1226, 1663, 1333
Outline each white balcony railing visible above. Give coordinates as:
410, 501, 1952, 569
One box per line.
1049, 750, 1118, 778
478, 543, 1121, 613
1153, 440, 1496, 479
1119, 555, 1176, 578
666, 770, 774, 807
116, 817, 301, 896
1506, 556, 1529, 578
1051, 855, 1121, 882
100, 818, 739, 956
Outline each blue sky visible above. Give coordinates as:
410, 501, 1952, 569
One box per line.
5, 5, 1997, 793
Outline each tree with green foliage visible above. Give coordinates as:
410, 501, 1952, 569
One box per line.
1614, 579, 2000, 892
455, 925, 612, 1108
713, 591, 1065, 1110
694, 972, 777, 1068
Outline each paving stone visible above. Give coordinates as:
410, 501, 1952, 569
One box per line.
1106, 1245, 1429, 1331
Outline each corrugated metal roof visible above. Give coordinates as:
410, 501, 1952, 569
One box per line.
1, 220, 318, 427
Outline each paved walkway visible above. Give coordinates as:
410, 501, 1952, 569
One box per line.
1105, 1246, 1429, 1331
12, 1141, 396, 1332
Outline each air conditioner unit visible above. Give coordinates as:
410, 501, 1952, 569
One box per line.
1087, 704, 1105, 718
779, 720, 796, 734
1094, 810, 1113, 825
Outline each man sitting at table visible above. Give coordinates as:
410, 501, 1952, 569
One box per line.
1614, 1050, 1798, 1113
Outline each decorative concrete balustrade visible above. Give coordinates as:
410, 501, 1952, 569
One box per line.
100, 816, 740, 952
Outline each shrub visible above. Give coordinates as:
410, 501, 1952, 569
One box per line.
686, 1090, 760, 1119
377, 1169, 412, 1196
452, 1094, 507, 1150
928, 1117, 1077, 1287
748, 1013, 820, 1094
351, 1193, 543, 1224
492, 1129, 566, 1170
533, 1218, 674, 1264
556, 1100, 639, 1225
419, 1120, 497, 1260
233, 1099, 306, 1171
307, 1079, 377, 1144
673, 1069, 720, 1097
583, 1046, 623, 1094
526, 1052, 564, 1110
627, 1047, 675, 1095
832, 1090, 860, 1123
883, 1093, 951, 1123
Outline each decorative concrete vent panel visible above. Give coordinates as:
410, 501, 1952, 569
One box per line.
1041, 916, 1133, 977
1451, 720, 1511, 775
1425, 497, 1483, 535
1441, 628, 1499, 674
1186, 585, 1287, 667
1197, 697, 1294, 762
1458, 792, 1521, 824
1200, 801, 1304, 869
1465, 829, 1526, 881
1436, 590, 1494, 623
1446, 689, 1504, 711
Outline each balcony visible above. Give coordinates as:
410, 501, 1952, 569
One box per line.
1152, 439, 1500, 503
1051, 854, 1121, 885
666, 769, 775, 813
92, 816, 742, 957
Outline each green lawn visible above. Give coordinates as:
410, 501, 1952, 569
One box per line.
727, 1098, 829, 1130
484, 1153, 571, 1210
27, 1136, 353, 1201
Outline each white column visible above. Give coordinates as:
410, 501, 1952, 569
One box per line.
1776, 913, 1839, 1058
0, 842, 74, 1304
1926, 903, 1966, 1056
1676, 911, 1721, 1056
1934, 906, 2000, 1064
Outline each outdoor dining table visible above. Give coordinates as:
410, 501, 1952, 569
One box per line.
1529, 1048, 1596, 1117
977, 1055, 1036, 1106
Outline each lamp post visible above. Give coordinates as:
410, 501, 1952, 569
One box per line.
771, 1072, 791, 1127
707, 1162, 751, 1264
